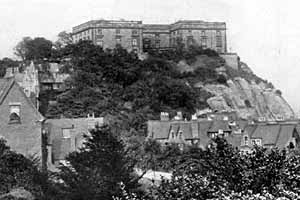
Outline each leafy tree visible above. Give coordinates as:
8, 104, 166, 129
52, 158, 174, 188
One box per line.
14, 37, 53, 61
54, 31, 73, 49
0, 139, 50, 199
57, 125, 140, 200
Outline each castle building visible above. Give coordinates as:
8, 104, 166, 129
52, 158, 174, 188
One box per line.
72, 19, 227, 53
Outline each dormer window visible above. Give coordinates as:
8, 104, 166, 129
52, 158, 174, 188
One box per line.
244, 135, 249, 146
179, 131, 183, 139
171, 131, 174, 138
9, 103, 21, 124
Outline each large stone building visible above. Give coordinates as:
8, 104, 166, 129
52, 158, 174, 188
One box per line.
72, 19, 227, 53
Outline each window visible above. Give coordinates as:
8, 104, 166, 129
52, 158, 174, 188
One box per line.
188, 30, 192, 33
216, 31, 222, 47
97, 28, 102, 35
62, 128, 71, 139
116, 29, 121, 34
244, 136, 249, 146
132, 38, 137, 46
201, 36, 207, 48
155, 33, 159, 38
179, 131, 183, 139
116, 38, 121, 44
171, 131, 174, 138
132, 29, 138, 35
201, 31, 206, 36
187, 36, 194, 46
155, 40, 160, 48
96, 40, 104, 46
9, 103, 21, 124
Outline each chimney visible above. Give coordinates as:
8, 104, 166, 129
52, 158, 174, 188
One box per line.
191, 114, 197, 120
175, 111, 183, 120
160, 112, 169, 121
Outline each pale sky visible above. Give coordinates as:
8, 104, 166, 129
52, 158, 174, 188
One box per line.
1, 0, 300, 112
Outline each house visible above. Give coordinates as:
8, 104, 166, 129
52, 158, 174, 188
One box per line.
0, 78, 45, 166
147, 112, 243, 149
240, 122, 300, 152
43, 115, 104, 170
147, 112, 300, 151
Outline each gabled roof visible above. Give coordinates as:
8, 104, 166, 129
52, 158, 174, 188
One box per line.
276, 124, 297, 149
0, 78, 43, 121
197, 121, 213, 147
148, 120, 171, 139
178, 122, 192, 139
251, 124, 280, 145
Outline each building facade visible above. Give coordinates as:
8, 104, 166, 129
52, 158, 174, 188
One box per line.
0, 78, 45, 166
72, 19, 227, 53
72, 20, 143, 53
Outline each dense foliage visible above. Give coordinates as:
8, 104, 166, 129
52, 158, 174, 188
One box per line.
46, 41, 224, 138
57, 125, 141, 200
115, 138, 300, 200
0, 139, 51, 199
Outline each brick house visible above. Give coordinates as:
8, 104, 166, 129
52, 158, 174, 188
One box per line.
0, 78, 45, 165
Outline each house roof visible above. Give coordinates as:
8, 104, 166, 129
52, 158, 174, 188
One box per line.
148, 120, 171, 139
0, 78, 43, 121
179, 122, 192, 139
198, 121, 213, 148
208, 120, 231, 132
251, 124, 281, 145
276, 124, 296, 149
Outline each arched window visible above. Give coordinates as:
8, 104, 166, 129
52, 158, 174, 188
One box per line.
9, 104, 21, 124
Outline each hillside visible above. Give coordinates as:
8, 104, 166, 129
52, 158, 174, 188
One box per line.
45, 41, 295, 137
182, 56, 295, 120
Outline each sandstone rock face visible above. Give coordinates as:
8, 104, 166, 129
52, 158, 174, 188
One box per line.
201, 77, 295, 120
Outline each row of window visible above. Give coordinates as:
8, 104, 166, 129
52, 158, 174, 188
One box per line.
171, 30, 222, 36
95, 38, 138, 46
170, 131, 183, 139
96, 28, 139, 35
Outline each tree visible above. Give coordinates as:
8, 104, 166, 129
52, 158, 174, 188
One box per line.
54, 31, 73, 49
58, 125, 140, 200
14, 37, 32, 61
0, 139, 50, 199
14, 37, 53, 61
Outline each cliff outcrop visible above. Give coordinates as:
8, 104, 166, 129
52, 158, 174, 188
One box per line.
190, 56, 295, 120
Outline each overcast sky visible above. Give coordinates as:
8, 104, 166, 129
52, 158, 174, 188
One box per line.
1, 0, 300, 112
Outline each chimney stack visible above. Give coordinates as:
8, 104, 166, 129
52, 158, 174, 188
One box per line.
160, 112, 169, 121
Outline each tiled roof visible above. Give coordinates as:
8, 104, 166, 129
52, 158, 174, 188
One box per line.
179, 122, 192, 139
0, 78, 43, 120
0, 78, 15, 104
148, 120, 171, 139
198, 121, 213, 148
276, 124, 296, 148
251, 124, 281, 145
208, 120, 231, 132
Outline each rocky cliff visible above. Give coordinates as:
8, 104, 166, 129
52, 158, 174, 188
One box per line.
190, 56, 295, 120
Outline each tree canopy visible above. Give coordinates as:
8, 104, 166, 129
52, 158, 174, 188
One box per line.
57, 125, 141, 200
14, 37, 53, 61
